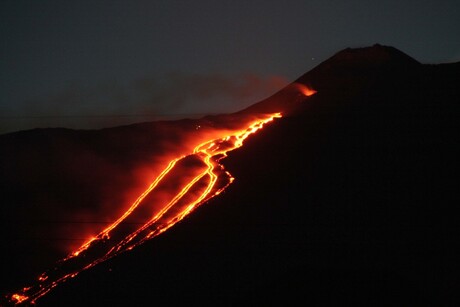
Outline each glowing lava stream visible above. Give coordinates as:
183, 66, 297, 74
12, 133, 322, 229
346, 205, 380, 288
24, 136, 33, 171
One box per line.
8, 112, 282, 305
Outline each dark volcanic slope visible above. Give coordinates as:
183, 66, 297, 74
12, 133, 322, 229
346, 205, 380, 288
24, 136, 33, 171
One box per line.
2, 45, 460, 306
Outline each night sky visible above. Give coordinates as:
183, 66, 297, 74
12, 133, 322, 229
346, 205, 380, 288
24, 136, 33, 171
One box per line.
1, 0, 459, 133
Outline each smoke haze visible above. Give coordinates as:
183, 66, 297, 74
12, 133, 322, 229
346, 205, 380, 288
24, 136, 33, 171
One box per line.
0, 73, 288, 134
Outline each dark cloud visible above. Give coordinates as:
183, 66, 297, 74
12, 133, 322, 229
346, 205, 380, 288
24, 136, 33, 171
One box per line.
1, 73, 288, 134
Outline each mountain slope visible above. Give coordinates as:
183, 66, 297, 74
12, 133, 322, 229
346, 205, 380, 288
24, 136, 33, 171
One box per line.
1, 45, 459, 306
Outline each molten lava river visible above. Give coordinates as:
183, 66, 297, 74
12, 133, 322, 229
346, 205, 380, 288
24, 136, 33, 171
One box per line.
7, 112, 282, 305
6, 83, 316, 305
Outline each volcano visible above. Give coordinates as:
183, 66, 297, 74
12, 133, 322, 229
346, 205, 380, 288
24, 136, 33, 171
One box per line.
1, 44, 459, 305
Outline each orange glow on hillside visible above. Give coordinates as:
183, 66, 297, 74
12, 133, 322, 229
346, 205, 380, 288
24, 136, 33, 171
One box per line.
5, 80, 317, 305
297, 83, 317, 96
6, 112, 282, 305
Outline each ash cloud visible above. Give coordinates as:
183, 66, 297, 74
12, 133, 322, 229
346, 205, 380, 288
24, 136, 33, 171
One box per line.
1, 73, 288, 134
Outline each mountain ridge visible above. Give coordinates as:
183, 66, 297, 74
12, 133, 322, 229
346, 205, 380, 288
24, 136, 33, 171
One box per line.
1, 45, 459, 305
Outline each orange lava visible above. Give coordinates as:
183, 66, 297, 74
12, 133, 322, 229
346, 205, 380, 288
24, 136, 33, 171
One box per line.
10, 294, 27, 305
7, 112, 282, 305
6, 83, 316, 305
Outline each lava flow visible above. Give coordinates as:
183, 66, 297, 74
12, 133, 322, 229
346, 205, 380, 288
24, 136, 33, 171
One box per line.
7, 112, 282, 305
6, 83, 316, 305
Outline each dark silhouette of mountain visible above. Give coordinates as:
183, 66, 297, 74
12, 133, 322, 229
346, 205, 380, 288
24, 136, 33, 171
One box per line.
1, 44, 459, 306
